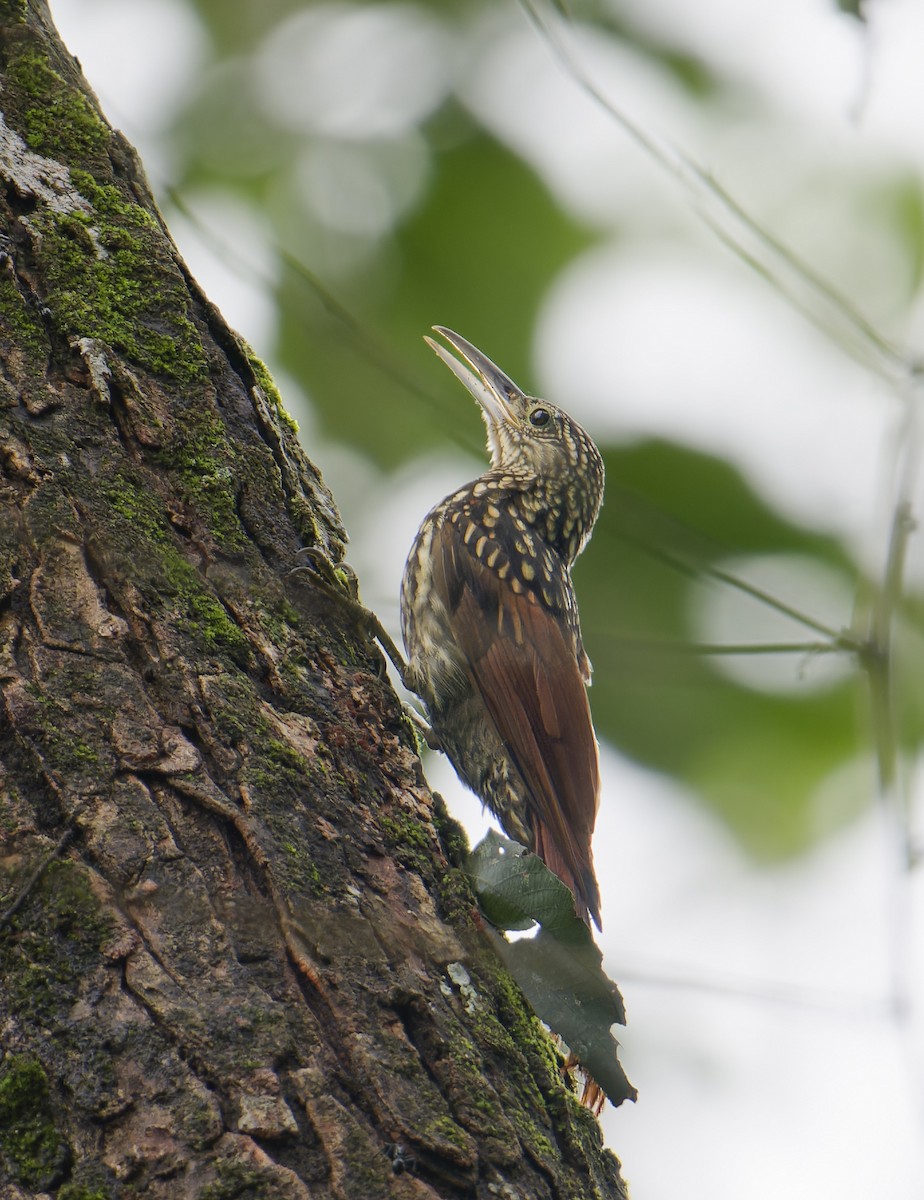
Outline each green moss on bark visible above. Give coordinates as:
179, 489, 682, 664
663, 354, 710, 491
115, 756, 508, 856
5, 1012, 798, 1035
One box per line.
0, 0, 28, 24
34, 170, 208, 384
4, 44, 109, 160
95, 468, 250, 658
0, 269, 49, 364
152, 404, 246, 551
0, 1055, 69, 1189
243, 341, 299, 434
55, 1158, 117, 1200
97, 469, 170, 546
379, 810, 433, 874
200, 1160, 279, 1200
58, 1186, 111, 1200
0, 859, 113, 1028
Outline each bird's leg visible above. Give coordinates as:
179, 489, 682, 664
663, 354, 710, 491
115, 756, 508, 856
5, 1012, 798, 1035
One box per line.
291, 548, 406, 675
291, 549, 440, 749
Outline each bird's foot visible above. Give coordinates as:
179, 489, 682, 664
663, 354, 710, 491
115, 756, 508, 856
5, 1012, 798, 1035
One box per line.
292, 550, 440, 756
401, 704, 440, 753
291, 548, 414, 691
292, 546, 359, 600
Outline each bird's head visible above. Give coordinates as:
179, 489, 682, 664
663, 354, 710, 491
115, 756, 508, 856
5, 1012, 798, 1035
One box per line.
425, 326, 604, 559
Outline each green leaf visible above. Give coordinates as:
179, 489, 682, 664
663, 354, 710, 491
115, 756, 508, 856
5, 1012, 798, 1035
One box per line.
468, 829, 577, 932
468, 832, 636, 1108
498, 928, 636, 1107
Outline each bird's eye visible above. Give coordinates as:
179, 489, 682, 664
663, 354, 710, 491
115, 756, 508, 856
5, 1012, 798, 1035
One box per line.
529, 408, 551, 428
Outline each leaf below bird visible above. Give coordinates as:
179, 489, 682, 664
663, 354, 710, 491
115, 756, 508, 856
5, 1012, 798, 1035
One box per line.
468, 830, 583, 933
468, 832, 636, 1107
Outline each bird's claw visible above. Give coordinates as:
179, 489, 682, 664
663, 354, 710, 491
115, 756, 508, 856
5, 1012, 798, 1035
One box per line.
401, 705, 439, 754
291, 546, 359, 600
290, 547, 416, 695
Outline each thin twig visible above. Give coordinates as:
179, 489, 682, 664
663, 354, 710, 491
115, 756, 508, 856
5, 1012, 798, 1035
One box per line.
611, 523, 858, 646
617, 961, 893, 1021
863, 398, 919, 1027
598, 635, 850, 657
517, 0, 915, 386
706, 563, 848, 641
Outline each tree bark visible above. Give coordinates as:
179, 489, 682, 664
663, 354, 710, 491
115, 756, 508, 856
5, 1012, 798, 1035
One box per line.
0, 4, 628, 1197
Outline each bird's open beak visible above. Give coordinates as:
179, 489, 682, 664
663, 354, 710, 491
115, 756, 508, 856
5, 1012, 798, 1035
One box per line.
424, 326, 526, 427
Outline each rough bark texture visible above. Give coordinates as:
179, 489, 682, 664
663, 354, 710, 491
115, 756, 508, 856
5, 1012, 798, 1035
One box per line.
0, 4, 628, 1198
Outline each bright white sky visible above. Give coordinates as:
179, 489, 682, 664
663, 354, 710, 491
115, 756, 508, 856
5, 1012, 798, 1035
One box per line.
51, 2, 924, 1197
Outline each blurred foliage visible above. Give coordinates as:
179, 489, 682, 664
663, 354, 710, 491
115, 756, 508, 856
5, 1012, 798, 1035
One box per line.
580, 441, 863, 858
275, 130, 594, 466
141, 0, 917, 860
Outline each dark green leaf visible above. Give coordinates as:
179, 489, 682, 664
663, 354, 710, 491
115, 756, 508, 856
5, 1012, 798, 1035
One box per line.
497, 928, 636, 1106
468, 829, 577, 932
468, 833, 636, 1108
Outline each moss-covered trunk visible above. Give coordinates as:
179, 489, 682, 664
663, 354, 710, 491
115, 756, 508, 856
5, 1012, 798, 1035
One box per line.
0, 3, 628, 1197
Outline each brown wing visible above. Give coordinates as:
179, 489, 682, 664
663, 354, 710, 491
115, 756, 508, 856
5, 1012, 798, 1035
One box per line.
433, 512, 602, 928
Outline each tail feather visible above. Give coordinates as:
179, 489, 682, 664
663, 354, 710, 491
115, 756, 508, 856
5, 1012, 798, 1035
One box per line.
534, 822, 602, 931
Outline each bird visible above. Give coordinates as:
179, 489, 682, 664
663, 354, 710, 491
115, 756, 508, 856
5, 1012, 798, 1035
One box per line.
401, 327, 605, 929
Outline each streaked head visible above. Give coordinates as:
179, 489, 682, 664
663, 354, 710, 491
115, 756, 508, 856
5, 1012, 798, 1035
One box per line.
425, 326, 604, 560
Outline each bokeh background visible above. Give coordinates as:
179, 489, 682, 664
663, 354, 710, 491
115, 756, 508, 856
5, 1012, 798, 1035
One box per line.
50, 0, 924, 1194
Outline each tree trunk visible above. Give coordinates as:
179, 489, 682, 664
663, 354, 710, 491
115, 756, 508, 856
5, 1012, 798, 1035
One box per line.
0, 4, 628, 1197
